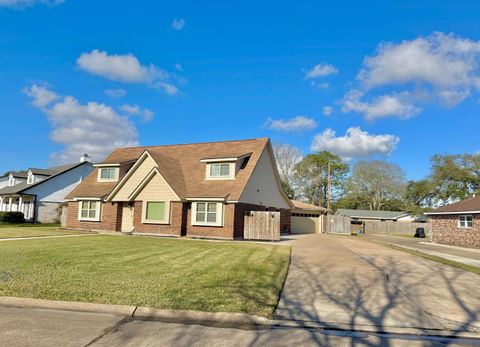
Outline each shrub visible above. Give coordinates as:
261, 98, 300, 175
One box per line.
0, 211, 25, 224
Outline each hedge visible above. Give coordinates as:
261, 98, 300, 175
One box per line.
0, 211, 25, 224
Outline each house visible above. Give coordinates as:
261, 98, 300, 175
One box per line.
425, 196, 480, 248
290, 200, 329, 234
0, 158, 93, 223
335, 209, 414, 222
64, 138, 292, 239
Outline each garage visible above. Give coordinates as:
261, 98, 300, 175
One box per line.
290, 200, 329, 234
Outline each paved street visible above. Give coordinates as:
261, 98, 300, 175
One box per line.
276, 234, 480, 332
369, 235, 480, 268
0, 306, 476, 346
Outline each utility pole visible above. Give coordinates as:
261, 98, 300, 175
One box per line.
327, 162, 331, 210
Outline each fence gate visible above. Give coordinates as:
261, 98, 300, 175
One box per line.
244, 211, 280, 241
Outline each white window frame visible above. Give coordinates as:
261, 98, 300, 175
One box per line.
191, 202, 224, 227
98, 167, 119, 182
205, 162, 235, 180
458, 215, 473, 228
142, 200, 170, 224
78, 200, 101, 222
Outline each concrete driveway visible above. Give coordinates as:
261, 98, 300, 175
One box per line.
275, 234, 480, 333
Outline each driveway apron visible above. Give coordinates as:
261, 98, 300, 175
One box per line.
275, 234, 480, 332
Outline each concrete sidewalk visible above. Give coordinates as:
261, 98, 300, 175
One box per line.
371, 235, 480, 268
275, 234, 480, 333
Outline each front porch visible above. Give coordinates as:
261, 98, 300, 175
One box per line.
0, 195, 35, 221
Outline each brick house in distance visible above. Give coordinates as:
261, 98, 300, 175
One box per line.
65, 138, 292, 239
425, 196, 480, 248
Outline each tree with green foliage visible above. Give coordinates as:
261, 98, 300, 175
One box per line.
346, 160, 406, 211
404, 179, 435, 213
293, 151, 348, 208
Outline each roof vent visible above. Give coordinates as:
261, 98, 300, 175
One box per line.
80, 154, 91, 163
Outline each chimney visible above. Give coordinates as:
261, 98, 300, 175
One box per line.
80, 154, 91, 163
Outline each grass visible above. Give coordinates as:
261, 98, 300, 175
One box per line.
0, 235, 291, 316
379, 242, 480, 276
0, 223, 61, 228
0, 226, 89, 239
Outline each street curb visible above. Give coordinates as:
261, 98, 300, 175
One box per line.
0, 297, 136, 316
1, 296, 480, 339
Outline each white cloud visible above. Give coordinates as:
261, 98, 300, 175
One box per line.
120, 104, 154, 122
311, 127, 399, 161
322, 106, 333, 116
77, 49, 180, 95
344, 32, 480, 119
172, 18, 186, 30
305, 63, 338, 79
0, 0, 63, 8
104, 88, 126, 98
23, 84, 60, 108
265, 116, 317, 132
342, 90, 421, 121
154, 82, 179, 96
24, 84, 139, 163
174, 63, 183, 71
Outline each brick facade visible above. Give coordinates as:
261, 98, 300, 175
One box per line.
431, 214, 480, 248
65, 201, 122, 231
66, 200, 292, 240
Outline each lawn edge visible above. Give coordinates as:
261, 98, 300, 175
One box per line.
374, 241, 480, 276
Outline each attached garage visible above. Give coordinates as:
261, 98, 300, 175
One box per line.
290, 200, 329, 234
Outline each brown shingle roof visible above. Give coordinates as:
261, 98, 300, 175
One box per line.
291, 200, 329, 212
426, 196, 480, 214
66, 138, 270, 201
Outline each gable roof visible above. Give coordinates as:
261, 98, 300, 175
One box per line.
336, 209, 411, 220
67, 138, 271, 201
0, 162, 89, 196
291, 200, 329, 212
425, 196, 480, 215
8, 172, 28, 179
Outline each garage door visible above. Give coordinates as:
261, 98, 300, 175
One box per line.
291, 212, 321, 234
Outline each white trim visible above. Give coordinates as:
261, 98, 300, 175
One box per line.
77, 200, 101, 222
425, 211, 480, 215
200, 153, 251, 163
93, 163, 121, 167
205, 162, 235, 180
73, 197, 102, 201
191, 201, 224, 227
185, 197, 226, 202
142, 200, 170, 224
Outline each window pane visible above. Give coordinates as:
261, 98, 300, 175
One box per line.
146, 202, 165, 220
90, 201, 97, 210
89, 210, 96, 218
101, 168, 115, 179
196, 212, 205, 222
81, 210, 88, 218
210, 164, 220, 177
207, 203, 217, 212
220, 164, 230, 176
197, 203, 206, 212
207, 212, 216, 222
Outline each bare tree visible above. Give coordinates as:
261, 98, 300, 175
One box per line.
347, 160, 406, 211
273, 143, 302, 183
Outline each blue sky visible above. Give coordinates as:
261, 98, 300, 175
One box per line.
1, 0, 480, 179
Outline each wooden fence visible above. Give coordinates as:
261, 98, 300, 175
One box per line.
244, 211, 280, 241
326, 214, 351, 234
364, 220, 432, 236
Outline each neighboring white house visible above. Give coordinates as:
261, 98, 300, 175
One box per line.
0, 157, 93, 223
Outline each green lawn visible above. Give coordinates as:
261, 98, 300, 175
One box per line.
0, 235, 291, 316
0, 223, 61, 228
0, 226, 89, 239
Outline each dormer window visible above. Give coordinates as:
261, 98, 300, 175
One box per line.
27, 173, 34, 184
205, 162, 235, 179
8, 175, 14, 186
97, 167, 119, 182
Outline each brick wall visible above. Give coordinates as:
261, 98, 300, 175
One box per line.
65, 201, 122, 231
132, 201, 182, 236
431, 214, 480, 248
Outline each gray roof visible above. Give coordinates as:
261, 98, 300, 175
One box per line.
8, 172, 28, 179
29, 168, 57, 176
0, 162, 86, 196
336, 209, 411, 220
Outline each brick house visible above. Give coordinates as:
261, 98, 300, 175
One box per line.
425, 196, 480, 248
64, 138, 292, 239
